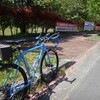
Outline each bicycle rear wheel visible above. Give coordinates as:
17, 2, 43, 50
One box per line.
40, 48, 59, 83
0, 64, 28, 100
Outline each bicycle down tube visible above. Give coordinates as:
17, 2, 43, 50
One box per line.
14, 43, 46, 81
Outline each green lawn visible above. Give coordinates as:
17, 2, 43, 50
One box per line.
0, 27, 54, 40
88, 34, 100, 41
0, 27, 19, 36
0, 27, 53, 37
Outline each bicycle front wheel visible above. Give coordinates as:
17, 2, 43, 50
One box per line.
0, 64, 28, 100
40, 48, 59, 83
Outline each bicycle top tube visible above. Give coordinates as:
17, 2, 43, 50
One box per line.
22, 43, 45, 54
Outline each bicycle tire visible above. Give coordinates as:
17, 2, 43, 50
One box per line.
40, 48, 59, 83
0, 64, 28, 100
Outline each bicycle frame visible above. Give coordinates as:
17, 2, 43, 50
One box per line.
2, 32, 60, 97
7, 43, 48, 96
15, 43, 46, 77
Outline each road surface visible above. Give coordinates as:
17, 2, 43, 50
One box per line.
38, 42, 100, 100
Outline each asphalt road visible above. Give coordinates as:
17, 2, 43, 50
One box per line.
68, 57, 100, 100
38, 42, 100, 100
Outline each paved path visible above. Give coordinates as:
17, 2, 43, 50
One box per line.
68, 57, 100, 100
38, 42, 100, 100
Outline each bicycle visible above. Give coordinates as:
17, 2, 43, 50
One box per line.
0, 32, 60, 100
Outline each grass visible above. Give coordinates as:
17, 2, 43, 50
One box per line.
0, 27, 17, 36
0, 57, 64, 100
88, 34, 100, 41
24, 51, 40, 74
0, 49, 59, 83
0, 27, 54, 40
28, 66, 66, 95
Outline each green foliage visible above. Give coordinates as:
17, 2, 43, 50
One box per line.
1, 0, 100, 36
34, 0, 89, 22
87, 0, 100, 22
35, 0, 100, 23
87, 0, 100, 13
60, 0, 88, 21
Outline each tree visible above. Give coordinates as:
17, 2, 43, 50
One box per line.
0, 4, 13, 36
87, 0, 100, 22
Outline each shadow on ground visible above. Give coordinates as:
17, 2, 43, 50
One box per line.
26, 73, 76, 100
38, 76, 76, 100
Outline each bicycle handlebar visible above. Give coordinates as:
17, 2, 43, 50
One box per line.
35, 32, 60, 47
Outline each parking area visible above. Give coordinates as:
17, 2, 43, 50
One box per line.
47, 33, 97, 60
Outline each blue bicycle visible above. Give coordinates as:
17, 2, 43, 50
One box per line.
0, 33, 60, 100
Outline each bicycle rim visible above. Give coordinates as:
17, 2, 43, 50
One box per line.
0, 64, 28, 100
40, 49, 59, 83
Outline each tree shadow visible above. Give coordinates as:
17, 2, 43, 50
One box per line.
60, 32, 93, 43
82, 34, 92, 37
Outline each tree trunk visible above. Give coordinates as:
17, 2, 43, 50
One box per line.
53, 28, 56, 33
2, 29, 5, 36
42, 27, 45, 33
31, 27, 34, 34
10, 26, 13, 36
15, 27, 18, 34
45, 27, 49, 33
35, 25, 38, 33
20, 24, 27, 34
31, 24, 34, 34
